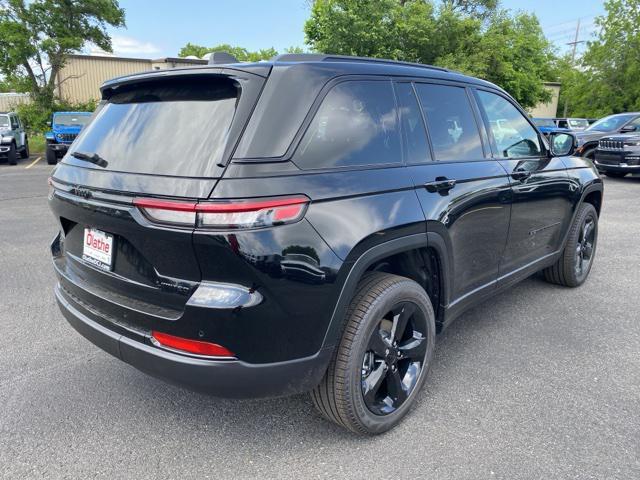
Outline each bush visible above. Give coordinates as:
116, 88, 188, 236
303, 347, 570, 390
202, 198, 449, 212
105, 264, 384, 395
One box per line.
16, 98, 98, 135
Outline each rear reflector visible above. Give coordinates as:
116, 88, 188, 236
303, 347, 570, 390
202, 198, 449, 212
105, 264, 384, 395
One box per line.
151, 331, 235, 358
134, 195, 309, 229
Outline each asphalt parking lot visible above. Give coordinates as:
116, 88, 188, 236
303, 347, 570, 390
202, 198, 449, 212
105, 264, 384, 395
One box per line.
1, 158, 638, 479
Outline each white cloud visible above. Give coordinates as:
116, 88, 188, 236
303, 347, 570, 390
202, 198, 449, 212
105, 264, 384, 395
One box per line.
108, 35, 161, 56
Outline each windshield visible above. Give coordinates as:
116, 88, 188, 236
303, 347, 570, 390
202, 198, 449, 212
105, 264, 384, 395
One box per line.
54, 114, 91, 127
67, 77, 240, 176
0, 115, 9, 129
587, 114, 636, 132
568, 118, 589, 128
533, 118, 555, 127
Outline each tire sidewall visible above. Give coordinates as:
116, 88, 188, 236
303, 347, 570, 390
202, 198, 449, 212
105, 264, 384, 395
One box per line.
566, 204, 598, 286
344, 280, 435, 434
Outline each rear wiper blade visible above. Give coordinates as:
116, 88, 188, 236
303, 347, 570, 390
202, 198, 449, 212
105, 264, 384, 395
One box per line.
71, 151, 108, 168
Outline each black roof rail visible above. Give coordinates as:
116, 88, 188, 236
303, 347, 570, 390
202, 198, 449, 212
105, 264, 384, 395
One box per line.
272, 53, 449, 72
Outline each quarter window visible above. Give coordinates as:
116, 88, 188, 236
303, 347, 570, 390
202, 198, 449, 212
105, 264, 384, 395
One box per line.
395, 83, 431, 164
293, 81, 401, 169
414, 83, 484, 161
477, 90, 541, 158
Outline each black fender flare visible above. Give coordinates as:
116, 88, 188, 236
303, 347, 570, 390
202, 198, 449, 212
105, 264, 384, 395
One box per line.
560, 180, 603, 250
320, 231, 452, 349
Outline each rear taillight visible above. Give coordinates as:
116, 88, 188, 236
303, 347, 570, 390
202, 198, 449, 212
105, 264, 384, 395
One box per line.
151, 331, 235, 358
134, 196, 309, 229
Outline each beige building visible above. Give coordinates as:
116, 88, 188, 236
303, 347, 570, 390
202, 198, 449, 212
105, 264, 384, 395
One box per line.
55, 54, 208, 103
529, 82, 561, 118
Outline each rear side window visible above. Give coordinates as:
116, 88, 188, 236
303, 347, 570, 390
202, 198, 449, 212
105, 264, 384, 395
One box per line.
415, 83, 484, 161
395, 83, 431, 164
68, 77, 239, 176
293, 80, 401, 169
476, 90, 541, 158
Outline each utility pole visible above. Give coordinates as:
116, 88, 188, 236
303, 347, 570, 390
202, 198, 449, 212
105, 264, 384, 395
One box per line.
563, 19, 586, 117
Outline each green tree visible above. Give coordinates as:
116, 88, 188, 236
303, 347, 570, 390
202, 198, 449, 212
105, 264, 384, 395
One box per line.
559, 0, 640, 117
304, 0, 554, 108
0, 0, 125, 108
178, 43, 278, 62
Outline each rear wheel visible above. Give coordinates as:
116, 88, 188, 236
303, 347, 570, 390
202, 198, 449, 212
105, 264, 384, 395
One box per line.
7, 143, 17, 165
311, 272, 435, 435
20, 139, 29, 159
604, 171, 627, 178
543, 203, 598, 287
46, 145, 57, 165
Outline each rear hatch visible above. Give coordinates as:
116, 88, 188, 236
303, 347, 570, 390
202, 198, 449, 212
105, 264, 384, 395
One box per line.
49, 68, 266, 330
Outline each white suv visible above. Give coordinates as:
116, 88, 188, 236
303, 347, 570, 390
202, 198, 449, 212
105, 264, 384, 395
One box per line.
0, 112, 29, 165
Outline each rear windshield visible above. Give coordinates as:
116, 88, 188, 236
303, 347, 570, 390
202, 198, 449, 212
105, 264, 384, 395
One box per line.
68, 77, 239, 176
54, 114, 91, 127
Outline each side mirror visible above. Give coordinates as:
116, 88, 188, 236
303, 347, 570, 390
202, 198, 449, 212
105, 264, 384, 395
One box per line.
620, 125, 636, 133
549, 132, 576, 157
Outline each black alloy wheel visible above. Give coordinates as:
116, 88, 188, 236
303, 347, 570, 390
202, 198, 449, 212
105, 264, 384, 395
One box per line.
311, 272, 436, 434
575, 216, 596, 282
543, 202, 598, 287
361, 301, 428, 415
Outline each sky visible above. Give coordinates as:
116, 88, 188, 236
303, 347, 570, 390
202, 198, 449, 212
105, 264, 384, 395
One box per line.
98, 0, 607, 59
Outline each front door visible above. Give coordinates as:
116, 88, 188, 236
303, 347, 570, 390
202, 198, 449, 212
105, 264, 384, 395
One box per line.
473, 89, 574, 283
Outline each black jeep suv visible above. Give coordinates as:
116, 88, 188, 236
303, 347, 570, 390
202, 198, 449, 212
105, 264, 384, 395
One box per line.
594, 134, 640, 177
49, 54, 603, 434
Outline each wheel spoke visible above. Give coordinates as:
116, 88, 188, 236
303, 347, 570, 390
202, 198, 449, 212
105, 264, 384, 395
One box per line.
386, 369, 407, 405
390, 303, 415, 343
399, 334, 427, 361
367, 328, 389, 356
362, 363, 387, 406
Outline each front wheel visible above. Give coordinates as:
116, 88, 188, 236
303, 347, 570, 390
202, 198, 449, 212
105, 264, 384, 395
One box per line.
46, 146, 57, 165
20, 139, 29, 159
543, 203, 598, 287
311, 272, 435, 434
7, 143, 17, 165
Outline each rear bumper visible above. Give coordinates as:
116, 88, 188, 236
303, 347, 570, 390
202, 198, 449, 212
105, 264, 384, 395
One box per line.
55, 283, 332, 398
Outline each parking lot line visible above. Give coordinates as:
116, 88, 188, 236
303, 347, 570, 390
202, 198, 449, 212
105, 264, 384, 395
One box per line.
25, 156, 42, 169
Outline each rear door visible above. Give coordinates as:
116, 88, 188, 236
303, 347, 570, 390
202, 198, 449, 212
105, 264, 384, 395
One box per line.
473, 88, 573, 283
49, 72, 265, 320
398, 81, 512, 310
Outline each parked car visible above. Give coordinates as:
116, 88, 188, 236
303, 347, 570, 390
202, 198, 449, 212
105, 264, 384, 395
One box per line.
594, 133, 640, 178
532, 117, 569, 136
45, 111, 92, 165
555, 117, 590, 131
48, 53, 603, 435
0, 111, 29, 165
573, 112, 640, 160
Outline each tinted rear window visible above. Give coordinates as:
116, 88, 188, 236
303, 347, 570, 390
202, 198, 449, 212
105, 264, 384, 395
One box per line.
293, 80, 401, 169
67, 77, 239, 176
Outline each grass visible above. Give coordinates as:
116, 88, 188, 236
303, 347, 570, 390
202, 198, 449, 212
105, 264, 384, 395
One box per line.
28, 134, 46, 155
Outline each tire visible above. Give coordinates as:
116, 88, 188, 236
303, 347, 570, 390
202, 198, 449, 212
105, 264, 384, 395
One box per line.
20, 139, 29, 159
46, 146, 57, 165
311, 272, 436, 435
7, 143, 17, 165
543, 203, 598, 287
604, 171, 627, 178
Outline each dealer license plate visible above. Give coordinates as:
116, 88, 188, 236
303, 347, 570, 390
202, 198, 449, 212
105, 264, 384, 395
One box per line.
82, 228, 114, 271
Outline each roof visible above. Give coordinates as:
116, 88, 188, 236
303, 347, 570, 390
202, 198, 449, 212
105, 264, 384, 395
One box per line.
53, 111, 92, 115
100, 53, 505, 96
